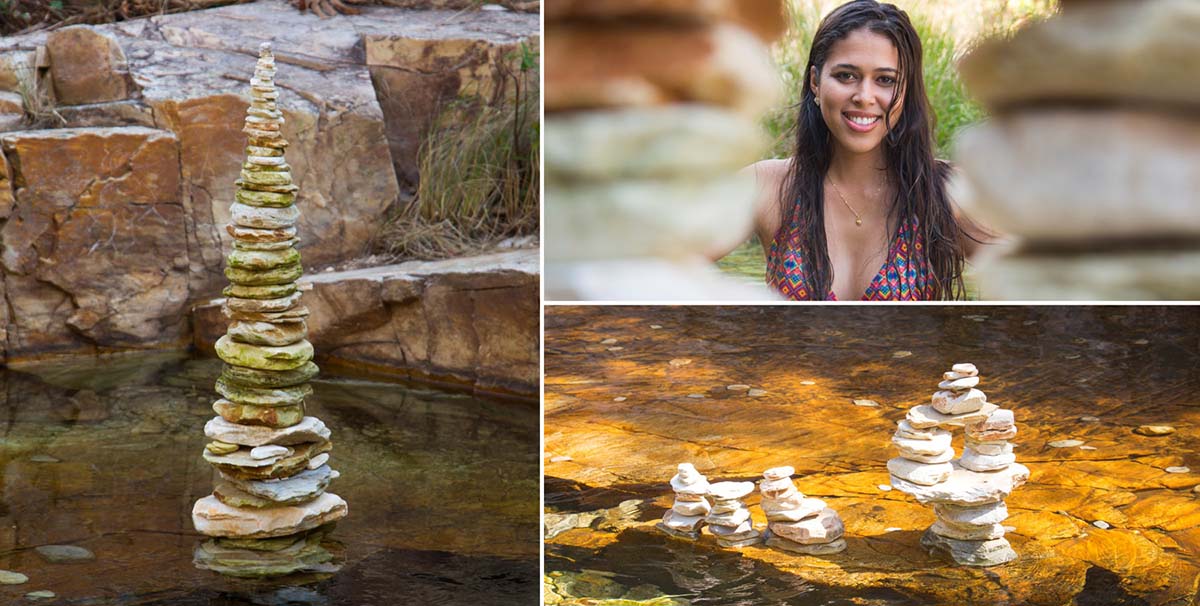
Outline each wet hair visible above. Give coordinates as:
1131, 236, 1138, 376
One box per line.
775, 0, 971, 300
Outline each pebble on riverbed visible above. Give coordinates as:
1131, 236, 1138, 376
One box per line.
1049, 440, 1084, 448
1079, 416, 1100, 423
0, 570, 28, 584
34, 545, 94, 564
1134, 425, 1175, 436
25, 590, 55, 600
1092, 520, 1111, 529
853, 399, 880, 407
1164, 466, 1190, 474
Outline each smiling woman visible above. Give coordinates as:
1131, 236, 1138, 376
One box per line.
723, 0, 991, 301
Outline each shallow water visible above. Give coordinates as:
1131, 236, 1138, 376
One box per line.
544, 306, 1200, 605
0, 352, 538, 605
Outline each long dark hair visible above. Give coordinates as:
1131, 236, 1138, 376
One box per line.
776, 0, 967, 300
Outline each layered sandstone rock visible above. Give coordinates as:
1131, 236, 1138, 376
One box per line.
954, 0, 1199, 299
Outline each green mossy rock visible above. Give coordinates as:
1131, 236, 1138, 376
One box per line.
240, 169, 293, 186
215, 334, 312, 370
215, 376, 312, 406
222, 361, 319, 388
225, 292, 303, 314
236, 189, 296, 208
213, 399, 304, 428
223, 283, 298, 300
233, 238, 299, 252
246, 145, 284, 157
224, 261, 303, 286
195, 531, 335, 578
227, 319, 307, 347
227, 248, 300, 271
235, 180, 298, 194
242, 161, 291, 173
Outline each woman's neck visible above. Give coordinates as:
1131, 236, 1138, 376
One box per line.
826, 148, 890, 211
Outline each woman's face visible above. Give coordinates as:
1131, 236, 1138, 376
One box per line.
810, 28, 904, 157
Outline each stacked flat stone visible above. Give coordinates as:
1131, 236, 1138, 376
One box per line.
543, 1, 786, 300
954, 0, 1200, 299
655, 463, 710, 540
191, 43, 347, 574
704, 481, 759, 548
889, 363, 1029, 567
759, 466, 846, 555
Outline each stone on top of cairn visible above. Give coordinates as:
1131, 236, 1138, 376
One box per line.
544, 2, 784, 300
889, 363, 1028, 567
760, 467, 846, 555
192, 43, 346, 575
657, 463, 710, 540
705, 481, 759, 548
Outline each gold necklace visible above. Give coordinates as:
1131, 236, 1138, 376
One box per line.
826, 177, 886, 227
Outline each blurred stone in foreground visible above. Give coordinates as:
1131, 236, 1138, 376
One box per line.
544, 2, 785, 300
955, 0, 1200, 299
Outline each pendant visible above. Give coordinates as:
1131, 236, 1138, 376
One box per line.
855, 218, 863, 226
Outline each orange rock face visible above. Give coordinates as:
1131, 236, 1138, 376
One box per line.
0, 127, 189, 356
45, 26, 132, 105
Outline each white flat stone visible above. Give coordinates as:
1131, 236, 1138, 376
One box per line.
758, 477, 799, 500
306, 453, 329, 470
673, 499, 711, 517
895, 446, 956, 464
205, 416, 331, 447
892, 430, 952, 456
934, 501, 1009, 526
888, 457, 953, 486
705, 507, 751, 528
708, 481, 755, 500
250, 445, 290, 460
763, 466, 795, 481
965, 440, 1014, 456
976, 408, 1015, 430
218, 465, 337, 503
203, 446, 291, 468
192, 492, 347, 538
960, 448, 1016, 472
670, 463, 709, 494
895, 420, 940, 440
769, 508, 844, 544
708, 520, 754, 536
931, 389, 988, 415
764, 497, 826, 522
891, 462, 1030, 506
951, 363, 978, 376
660, 509, 705, 531
921, 529, 1016, 567
938, 376, 980, 391
908, 403, 998, 429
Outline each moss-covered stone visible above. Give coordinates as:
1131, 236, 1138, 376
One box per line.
215, 334, 312, 370
215, 376, 311, 406
213, 398, 304, 428
225, 291, 303, 314
235, 180, 297, 194
225, 305, 310, 324
242, 161, 291, 173
227, 319, 307, 347
206, 440, 239, 455
240, 169, 292, 186
226, 223, 296, 243
222, 361, 319, 388
227, 247, 300, 271
224, 260, 303, 286
235, 189, 296, 208
223, 283, 297, 300
245, 145, 284, 158
194, 531, 336, 578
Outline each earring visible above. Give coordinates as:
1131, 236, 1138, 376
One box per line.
814, 98, 821, 107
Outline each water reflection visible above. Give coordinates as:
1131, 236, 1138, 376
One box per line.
0, 352, 537, 604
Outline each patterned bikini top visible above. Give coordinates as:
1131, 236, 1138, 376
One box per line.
766, 212, 935, 301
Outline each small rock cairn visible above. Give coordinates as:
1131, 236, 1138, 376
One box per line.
760, 466, 846, 555
656, 463, 710, 540
191, 43, 347, 574
705, 481, 759, 548
889, 363, 1029, 566
543, 3, 785, 300
954, 0, 1200, 299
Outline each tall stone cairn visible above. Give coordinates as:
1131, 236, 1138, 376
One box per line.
544, 1, 786, 300
954, 0, 1200, 299
888, 363, 1028, 567
191, 43, 348, 570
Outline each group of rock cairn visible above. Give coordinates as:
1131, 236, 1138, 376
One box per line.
190, 43, 347, 577
888, 363, 1029, 566
954, 0, 1198, 299
656, 463, 845, 554
544, 1, 785, 300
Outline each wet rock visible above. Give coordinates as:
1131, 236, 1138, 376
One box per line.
218, 465, 338, 505
1049, 440, 1085, 448
25, 591, 56, 600
29, 455, 59, 463
921, 529, 1017, 567
853, 399, 879, 407
1134, 425, 1175, 436
770, 508, 844, 544
194, 528, 337, 578
205, 415, 329, 447
35, 544, 95, 563
747, 389, 767, 397
191, 492, 348, 538
213, 399, 305, 428
1093, 520, 1111, 529
0, 570, 28, 584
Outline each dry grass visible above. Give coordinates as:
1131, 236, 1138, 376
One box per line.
377, 42, 539, 260
0, 0, 249, 36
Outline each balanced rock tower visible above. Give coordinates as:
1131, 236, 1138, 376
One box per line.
760, 466, 846, 555
656, 463, 710, 540
704, 481, 759, 548
544, 1, 786, 300
889, 363, 1028, 566
191, 43, 347, 575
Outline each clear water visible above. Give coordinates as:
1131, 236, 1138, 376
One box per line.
0, 352, 538, 605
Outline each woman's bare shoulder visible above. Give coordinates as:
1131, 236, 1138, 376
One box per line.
744, 158, 792, 184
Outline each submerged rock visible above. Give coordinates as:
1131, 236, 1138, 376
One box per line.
0, 570, 28, 584
34, 544, 94, 563
192, 492, 347, 539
